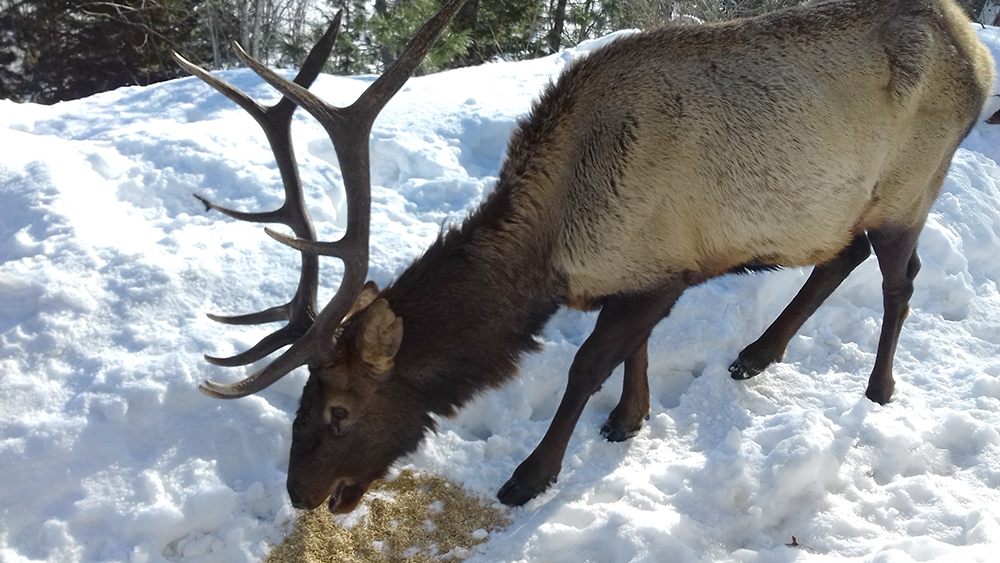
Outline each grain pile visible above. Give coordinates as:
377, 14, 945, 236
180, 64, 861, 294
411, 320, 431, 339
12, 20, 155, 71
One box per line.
265, 471, 510, 562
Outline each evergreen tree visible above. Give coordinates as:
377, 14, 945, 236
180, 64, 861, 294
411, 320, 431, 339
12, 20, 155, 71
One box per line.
452, 0, 546, 65
0, 0, 203, 103
316, 0, 377, 74
369, 0, 470, 72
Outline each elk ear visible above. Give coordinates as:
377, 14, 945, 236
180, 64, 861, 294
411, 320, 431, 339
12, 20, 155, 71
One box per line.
345, 280, 380, 321
359, 299, 403, 374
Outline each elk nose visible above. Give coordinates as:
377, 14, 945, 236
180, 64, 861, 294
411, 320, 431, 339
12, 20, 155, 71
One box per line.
287, 483, 311, 510
288, 489, 305, 509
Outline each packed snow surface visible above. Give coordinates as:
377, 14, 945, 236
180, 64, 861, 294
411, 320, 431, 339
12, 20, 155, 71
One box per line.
3, 26, 1000, 563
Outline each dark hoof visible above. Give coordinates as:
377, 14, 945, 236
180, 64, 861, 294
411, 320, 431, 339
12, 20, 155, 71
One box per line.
729, 358, 764, 380
865, 385, 894, 405
497, 455, 559, 507
497, 473, 555, 507
600, 412, 648, 442
730, 341, 784, 380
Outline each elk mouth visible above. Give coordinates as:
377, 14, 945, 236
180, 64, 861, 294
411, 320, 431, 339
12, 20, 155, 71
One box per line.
328, 478, 369, 513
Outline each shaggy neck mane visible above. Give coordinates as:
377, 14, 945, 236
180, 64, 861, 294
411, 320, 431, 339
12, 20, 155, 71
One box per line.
378, 72, 582, 420
379, 178, 565, 420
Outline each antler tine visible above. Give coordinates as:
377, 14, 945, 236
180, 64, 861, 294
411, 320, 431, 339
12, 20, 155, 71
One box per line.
173, 11, 342, 121
173, 51, 267, 119
263, 226, 360, 258
204, 324, 299, 366
231, 0, 465, 123
356, 0, 468, 117
199, 338, 316, 398
206, 305, 287, 326
193, 193, 287, 224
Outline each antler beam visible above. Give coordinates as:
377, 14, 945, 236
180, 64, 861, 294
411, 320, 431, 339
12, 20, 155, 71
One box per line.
177, 0, 468, 398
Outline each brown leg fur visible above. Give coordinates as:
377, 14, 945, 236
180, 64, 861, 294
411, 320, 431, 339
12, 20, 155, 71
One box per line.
865, 226, 921, 404
730, 234, 872, 380
601, 339, 650, 442
497, 282, 685, 506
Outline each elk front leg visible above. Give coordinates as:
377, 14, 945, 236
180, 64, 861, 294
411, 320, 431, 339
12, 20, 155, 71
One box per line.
601, 339, 650, 442
730, 234, 871, 380
497, 283, 684, 507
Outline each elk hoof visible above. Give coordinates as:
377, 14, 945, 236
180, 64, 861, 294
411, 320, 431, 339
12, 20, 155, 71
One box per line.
497, 480, 535, 507
728, 359, 763, 380
497, 461, 557, 506
600, 411, 648, 442
729, 345, 781, 380
864, 382, 894, 405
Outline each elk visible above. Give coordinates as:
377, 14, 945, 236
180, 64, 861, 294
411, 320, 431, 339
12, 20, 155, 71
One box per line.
176, 0, 994, 512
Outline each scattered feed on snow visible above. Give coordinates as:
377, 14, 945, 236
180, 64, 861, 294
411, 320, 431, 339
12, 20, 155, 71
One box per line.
265, 470, 510, 562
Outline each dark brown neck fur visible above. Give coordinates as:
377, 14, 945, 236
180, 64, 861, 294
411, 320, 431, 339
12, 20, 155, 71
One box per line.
378, 173, 566, 420
375, 58, 593, 422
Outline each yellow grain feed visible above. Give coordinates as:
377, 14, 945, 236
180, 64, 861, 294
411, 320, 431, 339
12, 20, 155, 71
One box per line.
266, 471, 510, 562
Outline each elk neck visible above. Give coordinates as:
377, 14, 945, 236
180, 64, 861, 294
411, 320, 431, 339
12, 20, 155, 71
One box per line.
377, 166, 569, 419
374, 60, 590, 419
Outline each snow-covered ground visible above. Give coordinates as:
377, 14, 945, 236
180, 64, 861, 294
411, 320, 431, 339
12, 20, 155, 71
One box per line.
3, 24, 1000, 563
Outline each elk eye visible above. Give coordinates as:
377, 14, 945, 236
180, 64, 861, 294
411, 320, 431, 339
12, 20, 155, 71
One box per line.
328, 406, 350, 435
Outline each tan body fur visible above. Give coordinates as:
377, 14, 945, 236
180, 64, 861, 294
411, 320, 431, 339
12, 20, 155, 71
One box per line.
493, 0, 994, 305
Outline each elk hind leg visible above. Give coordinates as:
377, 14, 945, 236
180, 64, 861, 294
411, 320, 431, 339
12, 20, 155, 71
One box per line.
601, 338, 650, 442
865, 226, 921, 405
730, 234, 872, 380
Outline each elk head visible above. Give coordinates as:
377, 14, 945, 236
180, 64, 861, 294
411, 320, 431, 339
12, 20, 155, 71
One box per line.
286, 291, 426, 512
174, 0, 467, 512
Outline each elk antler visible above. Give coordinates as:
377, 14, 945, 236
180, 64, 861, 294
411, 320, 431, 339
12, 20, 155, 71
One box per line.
176, 0, 468, 398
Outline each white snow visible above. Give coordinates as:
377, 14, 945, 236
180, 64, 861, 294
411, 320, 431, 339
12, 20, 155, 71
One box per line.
2, 25, 1000, 563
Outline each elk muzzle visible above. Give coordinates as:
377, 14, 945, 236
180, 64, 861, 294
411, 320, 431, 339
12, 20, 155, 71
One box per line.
329, 479, 368, 513
287, 474, 370, 513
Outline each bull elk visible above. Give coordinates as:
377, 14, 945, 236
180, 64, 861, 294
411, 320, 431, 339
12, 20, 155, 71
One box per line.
176, 0, 994, 512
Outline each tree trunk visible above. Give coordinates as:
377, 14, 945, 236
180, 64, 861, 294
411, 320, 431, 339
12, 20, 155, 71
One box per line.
251, 0, 264, 61
549, 0, 567, 54
373, 0, 394, 70
961, 0, 989, 21
206, 0, 222, 68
